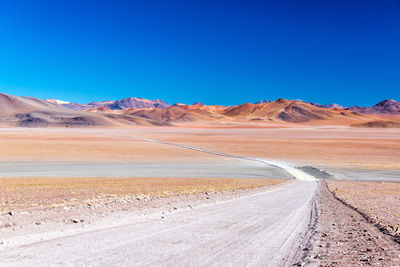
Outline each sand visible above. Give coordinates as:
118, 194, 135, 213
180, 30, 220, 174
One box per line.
306, 182, 400, 266
0, 125, 399, 265
0, 177, 283, 212
327, 180, 400, 241
0, 127, 399, 171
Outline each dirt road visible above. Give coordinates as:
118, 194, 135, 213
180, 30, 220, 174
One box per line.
0, 180, 317, 267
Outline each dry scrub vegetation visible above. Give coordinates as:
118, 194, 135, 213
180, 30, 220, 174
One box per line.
0, 177, 283, 212
327, 181, 400, 241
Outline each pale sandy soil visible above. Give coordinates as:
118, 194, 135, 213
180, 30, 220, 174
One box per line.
0, 126, 399, 171
0, 128, 211, 162
327, 181, 400, 242
0, 126, 399, 265
306, 182, 400, 266
0, 177, 282, 212
154, 126, 400, 170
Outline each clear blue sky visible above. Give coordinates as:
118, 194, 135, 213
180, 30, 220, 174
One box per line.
0, 0, 399, 106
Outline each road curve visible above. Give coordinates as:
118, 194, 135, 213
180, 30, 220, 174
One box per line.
0, 180, 318, 267
142, 138, 317, 181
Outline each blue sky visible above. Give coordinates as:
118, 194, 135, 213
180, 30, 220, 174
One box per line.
0, 0, 399, 106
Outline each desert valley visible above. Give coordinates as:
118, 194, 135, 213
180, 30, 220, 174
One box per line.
2, 0, 400, 265
0, 92, 399, 266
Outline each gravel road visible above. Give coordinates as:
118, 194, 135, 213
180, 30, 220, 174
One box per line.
0, 180, 318, 267
0, 138, 320, 266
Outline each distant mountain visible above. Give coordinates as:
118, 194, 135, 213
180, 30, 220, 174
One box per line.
347, 99, 400, 114
255, 100, 271, 104
83, 101, 116, 110
0, 93, 115, 127
109, 97, 170, 110
46, 97, 170, 110
308, 102, 346, 110
117, 98, 373, 124
46, 99, 71, 105
306, 99, 400, 115
0, 92, 397, 127
0, 93, 172, 127
223, 98, 365, 123
123, 103, 226, 123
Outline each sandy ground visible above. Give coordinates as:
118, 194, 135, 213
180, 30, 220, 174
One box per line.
0, 126, 398, 181
327, 181, 400, 242
0, 126, 399, 265
0, 177, 282, 212
306, 182, 400, 266
155, 127, 400, 171
0, 126, 399, 171
0, 180, 317, 267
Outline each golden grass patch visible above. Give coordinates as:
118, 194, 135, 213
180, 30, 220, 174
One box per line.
0, 177, 284, 211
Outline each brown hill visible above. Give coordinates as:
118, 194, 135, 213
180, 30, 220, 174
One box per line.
0, 93, 169, 127
0, 93, 390, 127
122, 104, 226, 123
113, 98, 378, 125
347, 99, 400, 114
86, 107, 114, 113
223, 99, 369, 123
0, 93, 117, 127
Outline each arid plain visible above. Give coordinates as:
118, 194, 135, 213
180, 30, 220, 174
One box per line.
0, 93, 400, 266
0, 124, 399, 265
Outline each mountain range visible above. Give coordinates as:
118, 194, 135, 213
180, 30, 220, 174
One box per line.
46, 97, 170, 110
345, 99, 400, 114
47, 97, 400, 115
0, 93, 398, 127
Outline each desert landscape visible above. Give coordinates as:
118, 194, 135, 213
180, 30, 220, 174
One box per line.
1, 1, 400, 265
0, 92, 399, 266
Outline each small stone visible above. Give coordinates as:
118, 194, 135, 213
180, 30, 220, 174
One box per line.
359, 256, 369, 262
7, 211, 14, 216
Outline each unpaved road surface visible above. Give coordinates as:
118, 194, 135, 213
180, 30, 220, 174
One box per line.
0, 180, 318, 267
142, 138, 317, 181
